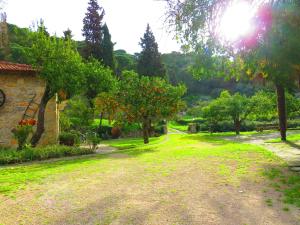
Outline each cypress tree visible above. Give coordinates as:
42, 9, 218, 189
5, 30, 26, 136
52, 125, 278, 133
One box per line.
101, 23, 115, 72
63, 28, 73, 41
137, 24, 166, 78
0, 12, 9, 60
82, 0, 105, 60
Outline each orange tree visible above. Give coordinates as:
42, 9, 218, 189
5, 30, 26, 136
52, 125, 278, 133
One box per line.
25, 27, 84, 146
94, 91, 120, 127
117, 71, 186, 144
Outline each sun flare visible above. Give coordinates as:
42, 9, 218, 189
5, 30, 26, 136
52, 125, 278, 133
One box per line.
218, 1, 256, 42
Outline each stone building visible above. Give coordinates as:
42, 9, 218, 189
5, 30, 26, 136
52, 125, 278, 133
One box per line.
0, 61, 59, 147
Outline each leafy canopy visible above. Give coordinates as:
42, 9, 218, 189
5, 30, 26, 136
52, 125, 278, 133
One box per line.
25, 29, 84, 98
118, 71, 186, 124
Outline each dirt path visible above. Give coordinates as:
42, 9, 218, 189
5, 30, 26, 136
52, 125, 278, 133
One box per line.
223, 131, 300, 171
168, 128, 186, 134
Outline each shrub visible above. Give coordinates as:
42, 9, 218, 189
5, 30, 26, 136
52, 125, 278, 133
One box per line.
121, 123, 141, 134
111, 127, 121, 139
0, 145, 95, 165
11, 119, 36, 150
97, 125, 112, 139
59, 132, 79, 146
86, 132, 101, 150
154, 124, 165, 135
198, 120, 257, 133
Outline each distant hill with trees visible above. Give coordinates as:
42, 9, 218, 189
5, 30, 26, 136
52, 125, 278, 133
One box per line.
5, 22, 260, 104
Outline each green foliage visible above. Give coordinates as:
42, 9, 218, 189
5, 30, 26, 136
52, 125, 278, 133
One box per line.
202, 99, 228, 133
117, 71, 186, 143
0, 145, 94, 165
119, 71, 186, 123
62, 96, 94, 133
63, 28, 73, 41
137, 24, 166, 78
115, 49, 137, 75
11, 125, 33, 150
121, 122, 141, 134
249, 91, 277, 121
249, 91, 300, 121
82, 0, 105, 60
86, 131, 101, 150
101, 24, 116, 72
242, 3, 300, 87
59, 132, 80, 146
286, 92, 300, 119
202, 91, 258, 134
97, 125, 112, 140
25, 28, 84, 98
84, 58, 117, 102
95, 91, 120, 123
59, 113, 72, 132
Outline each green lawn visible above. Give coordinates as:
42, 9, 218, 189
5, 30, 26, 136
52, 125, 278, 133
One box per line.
267, 133, 300, 143
168, 121, 188, 132
0, 133, 299, 224
93, 118, 111, 127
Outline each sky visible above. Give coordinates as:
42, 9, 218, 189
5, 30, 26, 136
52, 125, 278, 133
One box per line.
3, 0, 181, 54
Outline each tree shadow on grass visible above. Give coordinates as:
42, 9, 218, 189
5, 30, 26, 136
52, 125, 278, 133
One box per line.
0, 147, 157, 196
284, 140, 300, 151
51, 188, 197, 225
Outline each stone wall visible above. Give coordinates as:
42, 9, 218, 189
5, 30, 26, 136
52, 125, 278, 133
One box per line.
39, 95, 59, 146
0, 73, 59, 147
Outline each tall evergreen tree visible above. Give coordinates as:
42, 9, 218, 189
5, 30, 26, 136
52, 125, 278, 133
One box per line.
37, 19, 49, 36
82, 0, 104, 60
0, 12, 9, 59
63, 28, 73, 41
101, 23, 115, 72
137, 24, 166, 78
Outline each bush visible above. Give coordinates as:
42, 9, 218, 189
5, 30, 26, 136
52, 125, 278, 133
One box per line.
59, 132, 79, 146
0, 145, 95, 165
11, 119, 37, 150
111, 127, 121, 139
154, 124, 165, 135
86, 132, 101, 150
121, 123, 141, 134
97, 125, 112, 140
198, 120, 256, 133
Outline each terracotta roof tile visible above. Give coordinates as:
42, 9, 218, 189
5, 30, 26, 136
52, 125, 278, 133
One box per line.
0, 61, 36, 73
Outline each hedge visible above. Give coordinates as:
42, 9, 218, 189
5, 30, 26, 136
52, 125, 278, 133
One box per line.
0, 145, 95, 165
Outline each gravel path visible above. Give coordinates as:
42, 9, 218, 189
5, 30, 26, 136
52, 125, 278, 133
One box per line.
223, 131, 300, 171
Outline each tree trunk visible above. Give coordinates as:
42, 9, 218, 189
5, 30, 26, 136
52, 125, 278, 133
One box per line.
148, 119, 152, 137
142, 119, 150, 144
234, 119, 241, 135
276, 84, 287, 141
31, 85, 52, 147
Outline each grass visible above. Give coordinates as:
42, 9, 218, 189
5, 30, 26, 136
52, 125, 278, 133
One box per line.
0, 133, 283, 196
267, 133, 300, 143
263, 168, 300, 207
0, 133, 299, 224
168, 121, 187, 132
93, 119, 111, 127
